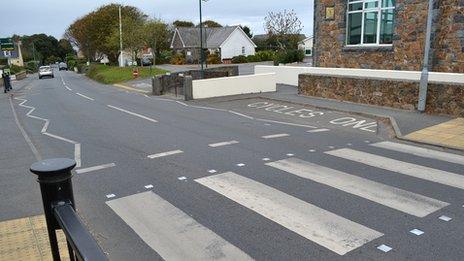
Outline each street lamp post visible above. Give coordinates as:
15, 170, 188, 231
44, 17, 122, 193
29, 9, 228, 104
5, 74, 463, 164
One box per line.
199, 0, 208, 79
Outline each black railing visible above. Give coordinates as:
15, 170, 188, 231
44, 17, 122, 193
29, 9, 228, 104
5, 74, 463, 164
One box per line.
30, 158, 107, 261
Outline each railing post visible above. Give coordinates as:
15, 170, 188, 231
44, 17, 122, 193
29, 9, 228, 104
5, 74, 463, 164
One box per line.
30, 158, 77, 261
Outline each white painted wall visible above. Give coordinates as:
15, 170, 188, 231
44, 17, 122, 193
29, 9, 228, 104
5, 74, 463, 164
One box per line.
255, 65, 464, 86
220, 29, 256, 60
192, 73, 276, 99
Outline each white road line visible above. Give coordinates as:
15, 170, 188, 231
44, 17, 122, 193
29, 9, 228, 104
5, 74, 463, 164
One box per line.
228, 110, 254, 120
195, 172, 383, 255
76, 92, 95, 101
208, 140, 239, 147
175, 101, 189, 106
15, 97, 82, 167
262, 133, 290, 139
371, 141, 464, 166
266, 158, 449, 217
307, 128, 330, 133
147, 150, 184, 159
43, 132, 78, 144
326, 148, 464, 190
256, 118, 317, 129
9, 98, 41, 161
107, 191, 252, 260
107, 105, 158, 123
75, 163, 115, 174
65, 86, 72, 91
74, 144, 81, 168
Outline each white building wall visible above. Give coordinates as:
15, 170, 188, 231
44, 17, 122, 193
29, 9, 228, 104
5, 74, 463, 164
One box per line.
192, 73, 276, 99
220, 29, 256, 60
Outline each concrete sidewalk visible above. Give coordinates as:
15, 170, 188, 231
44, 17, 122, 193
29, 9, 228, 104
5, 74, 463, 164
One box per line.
260, 85, 463, 151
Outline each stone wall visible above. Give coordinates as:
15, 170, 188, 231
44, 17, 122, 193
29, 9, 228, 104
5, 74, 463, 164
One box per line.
314, 0, 464, 73
298, 74, 464, 116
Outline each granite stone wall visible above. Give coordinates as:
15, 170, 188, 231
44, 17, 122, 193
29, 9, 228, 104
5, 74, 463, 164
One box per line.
314, 0, 464, 73
299, 74, 464, 116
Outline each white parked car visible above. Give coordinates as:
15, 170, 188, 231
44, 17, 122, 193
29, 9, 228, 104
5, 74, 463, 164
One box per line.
39, 66, 54, 79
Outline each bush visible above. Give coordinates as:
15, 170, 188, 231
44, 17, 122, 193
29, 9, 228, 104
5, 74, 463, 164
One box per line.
67, 59, 77, 70
274, 49, 304, 65
255, 50, 276, 62
207, 52, 221, 64
231, 55, 248, 64
156, 50, 173, 65
26, 61, 39, 73
171, 53, 185, 65
9, 64, 24, 74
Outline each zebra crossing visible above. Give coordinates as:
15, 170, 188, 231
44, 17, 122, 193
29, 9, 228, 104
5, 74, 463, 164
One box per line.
106, 141, 464, 259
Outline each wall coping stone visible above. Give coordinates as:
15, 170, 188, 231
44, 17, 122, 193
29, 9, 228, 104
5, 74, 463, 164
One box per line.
256, 65, 464, 86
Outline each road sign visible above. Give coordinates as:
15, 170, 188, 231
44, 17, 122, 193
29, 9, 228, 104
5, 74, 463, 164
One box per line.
0, 38, 14, 51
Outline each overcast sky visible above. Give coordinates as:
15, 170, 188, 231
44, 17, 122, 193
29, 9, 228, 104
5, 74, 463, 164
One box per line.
0, 0, 313, 39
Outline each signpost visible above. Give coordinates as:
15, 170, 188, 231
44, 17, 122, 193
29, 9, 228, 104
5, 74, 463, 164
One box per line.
0, 38, 14, 51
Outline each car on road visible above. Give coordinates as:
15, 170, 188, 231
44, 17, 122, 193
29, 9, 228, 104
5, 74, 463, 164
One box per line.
38, 66, 54, 79
58, 62, 68, 71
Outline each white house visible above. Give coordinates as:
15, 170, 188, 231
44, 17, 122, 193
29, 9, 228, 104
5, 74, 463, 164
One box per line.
171, 26, 257, 63
298, 36, 313, 56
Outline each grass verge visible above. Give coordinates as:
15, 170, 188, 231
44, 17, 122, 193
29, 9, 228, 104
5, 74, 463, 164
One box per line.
86, 64, 168, 84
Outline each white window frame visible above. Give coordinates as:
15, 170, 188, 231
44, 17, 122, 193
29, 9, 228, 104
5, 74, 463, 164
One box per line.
346, 0, 395, 47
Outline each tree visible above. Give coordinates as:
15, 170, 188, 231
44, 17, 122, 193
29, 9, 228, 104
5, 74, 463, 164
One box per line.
58, 39, 75, 59
264, 9, 303, 51
199, 20, 222, 27
65, 4, 148, 63
144, 20, 173, 60
173, 20, 194, 27
241, 25, 253, 39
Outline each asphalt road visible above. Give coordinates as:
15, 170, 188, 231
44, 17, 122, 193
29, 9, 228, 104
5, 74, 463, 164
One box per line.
3, 71, 464, 261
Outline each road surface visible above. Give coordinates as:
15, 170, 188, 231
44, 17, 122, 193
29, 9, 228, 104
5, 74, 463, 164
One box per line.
4, 71, 464, 261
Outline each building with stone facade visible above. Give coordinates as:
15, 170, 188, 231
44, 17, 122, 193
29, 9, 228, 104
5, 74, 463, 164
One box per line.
313, 0, 464, 73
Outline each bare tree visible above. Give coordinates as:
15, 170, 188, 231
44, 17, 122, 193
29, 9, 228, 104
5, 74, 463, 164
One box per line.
264, 9, 303, 51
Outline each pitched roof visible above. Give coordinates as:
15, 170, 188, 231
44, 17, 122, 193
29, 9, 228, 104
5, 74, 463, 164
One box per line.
174, 26, 248, 48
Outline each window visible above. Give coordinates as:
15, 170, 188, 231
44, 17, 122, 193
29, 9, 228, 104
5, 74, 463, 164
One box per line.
242, 46, 245, 55
346, 0, 395, 46
305, 49, 312, 56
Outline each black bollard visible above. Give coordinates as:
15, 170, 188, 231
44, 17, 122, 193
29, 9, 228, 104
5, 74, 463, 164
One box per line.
30, 158, 76, 261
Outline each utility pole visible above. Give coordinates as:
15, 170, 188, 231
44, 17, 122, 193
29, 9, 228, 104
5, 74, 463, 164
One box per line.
199, 0, 208, 78
418, 0, 434, 112
119, 5, 124, 67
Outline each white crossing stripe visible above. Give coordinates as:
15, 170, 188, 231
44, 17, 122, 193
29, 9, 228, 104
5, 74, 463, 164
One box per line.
261, 133, 290, 139
371, 141, 464, 166
208, 140, 239, 148
147, 150, 183, 159
75, 163, 116, 174
76, 92, 95, 101
326, 148, 464, 190
306, 128, 330, 133
195, 172, 383, 255
107, 105, 158, 123
107, 191, 252, 260
266, 158, 449, 217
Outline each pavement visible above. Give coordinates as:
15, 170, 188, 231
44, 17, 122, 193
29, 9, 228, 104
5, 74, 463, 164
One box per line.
2, 71, 464, 261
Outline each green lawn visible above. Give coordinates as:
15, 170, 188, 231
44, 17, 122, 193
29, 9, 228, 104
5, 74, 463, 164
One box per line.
86, 64, 168, 84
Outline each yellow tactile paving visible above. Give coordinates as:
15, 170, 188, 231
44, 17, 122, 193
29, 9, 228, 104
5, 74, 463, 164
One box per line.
405, 118, 464, 150
0, 215, 70, 261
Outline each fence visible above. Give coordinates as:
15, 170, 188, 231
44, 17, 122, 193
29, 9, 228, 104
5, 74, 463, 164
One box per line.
30, 158, 107, 261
